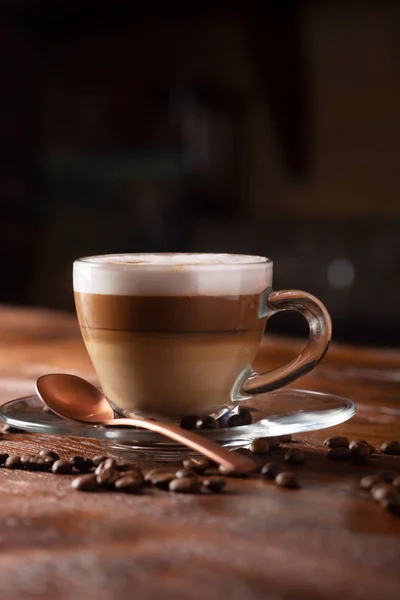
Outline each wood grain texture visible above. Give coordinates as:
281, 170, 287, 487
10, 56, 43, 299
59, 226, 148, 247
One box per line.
0, 305, 399, 600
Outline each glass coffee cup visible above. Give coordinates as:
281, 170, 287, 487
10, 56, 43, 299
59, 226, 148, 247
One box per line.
73, 253, 332, 421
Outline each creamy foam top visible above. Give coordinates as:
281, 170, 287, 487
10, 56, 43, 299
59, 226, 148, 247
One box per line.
73, 253, 272, 296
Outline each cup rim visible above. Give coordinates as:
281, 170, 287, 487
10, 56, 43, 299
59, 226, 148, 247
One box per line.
74, 253, 272, 269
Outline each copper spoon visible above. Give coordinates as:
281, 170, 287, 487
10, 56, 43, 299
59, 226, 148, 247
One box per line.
35, 373, 255, 473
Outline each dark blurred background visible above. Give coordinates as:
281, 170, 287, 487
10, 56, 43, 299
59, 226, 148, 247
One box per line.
1, 1, 399, 346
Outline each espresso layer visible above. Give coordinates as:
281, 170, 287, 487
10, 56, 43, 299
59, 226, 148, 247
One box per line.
75, 293, 265, 333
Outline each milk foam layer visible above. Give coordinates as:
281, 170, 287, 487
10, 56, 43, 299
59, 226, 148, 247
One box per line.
73, 253, 272, 296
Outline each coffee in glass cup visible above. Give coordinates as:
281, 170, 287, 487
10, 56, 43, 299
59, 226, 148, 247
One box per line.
73, 253, 331, 421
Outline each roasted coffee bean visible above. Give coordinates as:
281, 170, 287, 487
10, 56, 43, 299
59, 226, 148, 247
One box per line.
52, 459, 73, 475
238, 408, 252, 425
149, 472, 177, 490
392, 476, 400, 489
199, 416, 218, 430
260, 462, 283, 480
0, 452, 9, 465
378, 470, 397, 483
95, 458, 117, 475
324, 436, 349, 449
380, 496, 400, 517
35, 456, 55, 471
96, 468, 119, 488
183, 457, 209, 473
381, 440, 400, 455
360, 474, 383, 490
180, 415, 199, 430
20, 454, 35, 467
121, 470, 144, 484
264, 436, 280, 450
327, 447, 351, 461
39, 450, 60, 461
371, 484, 398, 503
227, 414, 244, 428
234, 448, 253, 458
72, 456, 94, 472
92, 455, 109, 467
115, 475, 143, 493
71, 474, 98, 492
350, 444, 370, 463
23, 456, 44, 471
349, 439, 375, 454
279, 434, 293, 443
169, 477, 202, 493
285, 448, 305, 464
202, 476, 226, 493
175, 468, 198, 479
275, 472, 300, 488
4, 455, 22, 469
250, 438, 270, 455
218, 464, 250, 477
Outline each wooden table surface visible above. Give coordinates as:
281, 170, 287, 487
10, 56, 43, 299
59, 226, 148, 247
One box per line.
0, 305, 399, 600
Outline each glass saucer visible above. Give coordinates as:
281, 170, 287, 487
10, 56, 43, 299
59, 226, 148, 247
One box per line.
0, 389, 355, 462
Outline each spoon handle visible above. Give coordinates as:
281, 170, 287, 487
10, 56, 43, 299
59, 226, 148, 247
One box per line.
103, 417, 255, 473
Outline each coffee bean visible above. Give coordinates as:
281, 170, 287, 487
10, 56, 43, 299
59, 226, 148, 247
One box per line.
117, 461, 141, 473
380, 496, 400, 517
378, 470, 397, 483
0, 452, 9, 465
183, 457, 209, 473
360, 474, 383, 490
96, 468, 119, 488
92, 455, 109, 467
275, 472, 300, 488
35, 456, 55, 471
4, 455, 22, 469
238, 408, 253, 425
180, 415, 199, 430
115, 475, 143, 493
175, 468, 198, 479
218, 464, 250, 477
39, 450, 60, 461
327, 447, 351, 461
20, 454, 35, 467
52, 459, 73, 475
264, 436, 280, 449
279, 434, 293, 443
72, 456, 94, 472
260, 462, 283, 480
381, 440, 400, 455
202, 476, 226, 492
392, 476, 400, 489
200, 416, 218, 430
95, 458, 117, 475
371, 484, 398, 502
149, 472, 177, 490
350, 444, 370, 463
71, 474, 98, 492
169, 478, 202, 494
227, 414, 244, 428
234, 448, 253, 458
25, 456, 46, 471
324, 436, 349, 449
285, 448, 305, 464
250, 438, 270, 455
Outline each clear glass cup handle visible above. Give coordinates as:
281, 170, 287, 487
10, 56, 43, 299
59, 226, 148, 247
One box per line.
242, 288, 332, 395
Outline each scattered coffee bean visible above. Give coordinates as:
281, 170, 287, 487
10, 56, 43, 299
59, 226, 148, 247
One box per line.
327, 447, 351, 461
180, 415, 199, 430
169, 477, 202, 494
96, 468, 119, 488
285, 448, 305, 464
250, 438, 270, 455
72, 456, 94, 473
264, 436, 280, 450
234, 448, 253, 458
371, 484, 398, 503
381, 440, 400, 456
115, 475, 143, 493
279, 434, 293, 443
350, 444, 370, 463
35, 456, 55, 471
202, 476, 226, 493
39, 450, 60, 461
20, 454, 34, 467
0, 452, 9, 465
227, 414, 244, 428
324, 436, 349, 449
92, 455, 109, 467
275, 472, 300, 488
149, 471, 177, 490
121, 469, 144, 485
392, 476, 400, 489
175, 468, 198, 479
95, 458, 117, 475
349, 439, 369, 449
377, 470, 397, 483
218, 464, 250, 477
238, 408, 253, 425
260, 462, 283, 480
200, 416, 218, 430
183, 457, 209, 473
4, 455, 22, 469
72, 474, 98, 492
360, 474, 383, 490
52, 459, 73, 475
